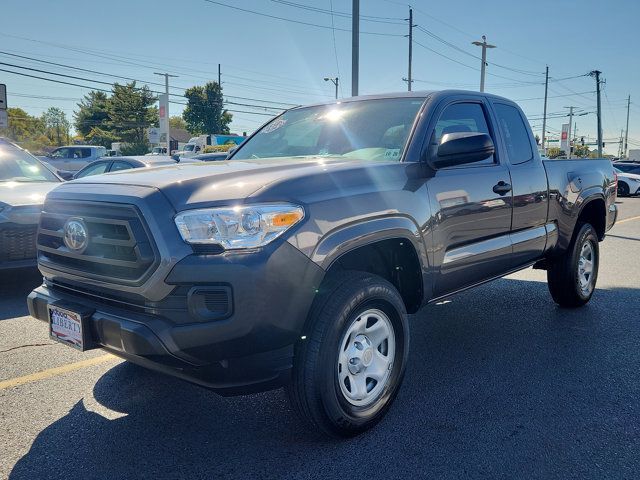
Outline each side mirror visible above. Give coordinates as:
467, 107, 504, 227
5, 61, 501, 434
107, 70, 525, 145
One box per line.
431, 132, 495, 169
227, 146, 237, 156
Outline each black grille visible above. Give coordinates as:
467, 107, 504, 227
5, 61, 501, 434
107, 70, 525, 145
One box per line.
37, 200, 158, 284
0, 224, 38, 262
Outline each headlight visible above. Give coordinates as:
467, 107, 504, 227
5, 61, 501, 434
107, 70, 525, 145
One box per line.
174, 203, 304, 249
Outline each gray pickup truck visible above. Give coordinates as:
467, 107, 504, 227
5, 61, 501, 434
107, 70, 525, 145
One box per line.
28, 91, 617, 437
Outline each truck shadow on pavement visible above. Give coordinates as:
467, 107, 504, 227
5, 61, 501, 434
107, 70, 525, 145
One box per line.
9, 277, 640, 480
0, 268, 41, 321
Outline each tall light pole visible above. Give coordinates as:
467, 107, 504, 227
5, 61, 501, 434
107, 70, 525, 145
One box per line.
564, 106, 578, 158
154, 72, 178, 155
351, 0, 359, 96
624, 94, 631, 158
472, 35, 496, 92
541, 65, 549, 153
324, 77, 339, 99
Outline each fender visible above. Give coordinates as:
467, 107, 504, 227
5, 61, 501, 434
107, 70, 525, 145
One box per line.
312, 215, 429, 273
556, 189, 605, 252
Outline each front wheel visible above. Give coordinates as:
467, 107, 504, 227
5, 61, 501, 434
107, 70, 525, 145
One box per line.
547, 222, 599, 308
287, 271, 409, 437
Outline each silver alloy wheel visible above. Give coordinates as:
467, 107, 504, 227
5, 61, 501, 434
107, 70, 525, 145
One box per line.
578, 240, 595, 295
337, 308, 396, 407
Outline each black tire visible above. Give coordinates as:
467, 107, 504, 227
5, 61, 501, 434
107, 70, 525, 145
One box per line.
547, 222, 599, 308
287, 271, 409, 437
618, 182, 630, 197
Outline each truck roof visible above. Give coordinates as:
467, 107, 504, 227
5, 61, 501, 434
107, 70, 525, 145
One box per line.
293, 90, 518, 110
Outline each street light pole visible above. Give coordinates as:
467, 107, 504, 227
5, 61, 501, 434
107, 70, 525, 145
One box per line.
472, 35, 496, 92
564, 106, 576, 159
324, 77, 339, 99
541, 65, 549, 153
154, 72, 178, 155
624, 94, 631, 158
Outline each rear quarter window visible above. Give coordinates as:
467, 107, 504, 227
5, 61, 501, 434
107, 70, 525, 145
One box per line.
494, 103, 534, 165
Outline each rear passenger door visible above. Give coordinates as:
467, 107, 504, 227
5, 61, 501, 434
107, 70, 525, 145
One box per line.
491, 102, 549, 266
426, 97, 514, 297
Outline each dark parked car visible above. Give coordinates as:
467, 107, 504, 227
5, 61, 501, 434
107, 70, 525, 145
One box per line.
28, 91, 617, 437
72, 156, 181, 179
0, 138, 62, 269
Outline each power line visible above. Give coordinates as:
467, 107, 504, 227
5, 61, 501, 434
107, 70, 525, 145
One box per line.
0, 68, 281, 118
271, 0, 405, 24
0, 50, 298, 108
202, 0, 404, 36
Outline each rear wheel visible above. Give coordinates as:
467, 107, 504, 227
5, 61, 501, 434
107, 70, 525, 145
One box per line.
547, 222, 599, 308
618, 182, 630, 197
287, 271, 409, 437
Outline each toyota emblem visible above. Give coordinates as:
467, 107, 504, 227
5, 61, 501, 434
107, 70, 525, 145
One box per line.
63, 218, 88, 252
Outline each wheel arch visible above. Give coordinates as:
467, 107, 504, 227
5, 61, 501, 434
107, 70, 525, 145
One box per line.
313, 218, 428, 314
576, 194, 607, 241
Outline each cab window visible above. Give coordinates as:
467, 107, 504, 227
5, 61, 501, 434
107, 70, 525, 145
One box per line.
432, 102, 495, 166
494, 103, 533, 165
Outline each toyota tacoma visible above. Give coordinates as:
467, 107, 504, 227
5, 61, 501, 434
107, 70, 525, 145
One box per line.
28, 91, 617, 437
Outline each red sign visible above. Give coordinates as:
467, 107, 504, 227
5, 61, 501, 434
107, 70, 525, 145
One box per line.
561, 131, 568, 140
159, 105, 166, 118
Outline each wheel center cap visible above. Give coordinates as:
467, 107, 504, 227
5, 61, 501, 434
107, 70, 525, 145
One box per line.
362, 348, 374, 367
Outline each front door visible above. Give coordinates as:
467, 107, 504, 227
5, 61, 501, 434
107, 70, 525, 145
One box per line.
426, 99, 514, 297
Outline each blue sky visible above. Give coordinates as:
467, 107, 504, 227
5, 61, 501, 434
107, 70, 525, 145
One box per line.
2, 0, 639, 154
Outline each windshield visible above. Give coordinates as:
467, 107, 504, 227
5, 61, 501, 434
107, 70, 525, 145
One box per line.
0, 142, 60, 183
232, 97, 425, 161
183, 144, 195, 152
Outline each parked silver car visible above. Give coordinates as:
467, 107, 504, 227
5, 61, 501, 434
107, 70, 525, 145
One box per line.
0, 138, 62, 269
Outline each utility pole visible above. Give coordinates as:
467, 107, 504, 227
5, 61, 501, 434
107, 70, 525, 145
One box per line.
618, 129, 624, 158
218, 64, 221, 87
324, 77, 339, 99
406, 8, 414, 92
351, 0, 359, 96
154, 72, 178, 155
624, 94, 631, 158
564, 106, 576, 158
590, 70, 603, 157
541, 65, 549, 153
472, 35, 496, 92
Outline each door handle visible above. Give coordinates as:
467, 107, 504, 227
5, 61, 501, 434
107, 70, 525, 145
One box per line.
493, 181, 512, 195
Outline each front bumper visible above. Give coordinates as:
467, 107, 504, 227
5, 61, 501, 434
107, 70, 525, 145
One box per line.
28, 241, 325, 395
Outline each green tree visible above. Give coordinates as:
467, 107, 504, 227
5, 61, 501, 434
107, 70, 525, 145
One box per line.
183, 82, 232, 135
74, 91, 110, 137
0, 108, 52, 153
107, 82, 157, 145
85, 126, 119, 148
169, 115, 187, 131
41, 107, 70, 146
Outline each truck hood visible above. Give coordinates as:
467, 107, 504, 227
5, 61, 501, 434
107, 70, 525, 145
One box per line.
66, 157, 406, 210
0, 181, 60, 207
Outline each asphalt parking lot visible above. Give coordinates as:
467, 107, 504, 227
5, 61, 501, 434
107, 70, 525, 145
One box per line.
1, 198, 639, 480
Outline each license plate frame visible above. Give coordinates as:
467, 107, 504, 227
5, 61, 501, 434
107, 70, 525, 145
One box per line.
48, 304, 91, 351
